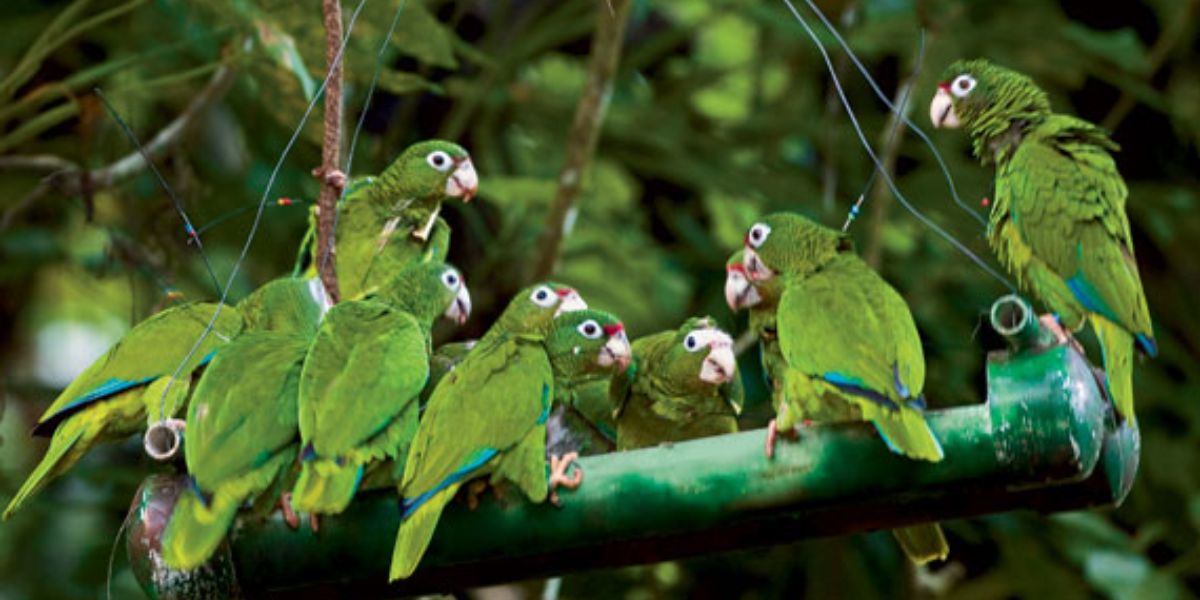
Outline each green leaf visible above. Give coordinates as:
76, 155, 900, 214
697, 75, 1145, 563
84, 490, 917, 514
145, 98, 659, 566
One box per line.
391, 4, 458, 69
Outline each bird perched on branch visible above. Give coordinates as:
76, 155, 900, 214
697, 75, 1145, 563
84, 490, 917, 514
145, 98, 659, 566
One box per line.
389, 288, 622, 581
297, 140, 478, 300
931, 58, 1156, 424
731, 212, 948, 565
610, 316, 742, 451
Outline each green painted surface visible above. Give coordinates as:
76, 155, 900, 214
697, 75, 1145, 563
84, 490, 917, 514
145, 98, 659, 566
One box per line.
129, 343, 1137, 599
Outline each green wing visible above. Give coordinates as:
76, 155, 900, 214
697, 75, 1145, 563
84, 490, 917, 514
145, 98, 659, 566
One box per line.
392, 334, 551, 580
299, 300, 429, 459
185, 331, 307, 490
237, 277, 326, 336
1002, 116, 1153, 344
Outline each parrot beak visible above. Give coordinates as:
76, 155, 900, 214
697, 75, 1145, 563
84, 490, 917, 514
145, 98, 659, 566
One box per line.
929, 85, 961, 129
696, 328, 736, 385
742, 248, 775, 282
554, 289, 588, 317
446, 158, 479, 202
598, 324, 632, 369
724, 264, 761, 311
444, 285, 472, 326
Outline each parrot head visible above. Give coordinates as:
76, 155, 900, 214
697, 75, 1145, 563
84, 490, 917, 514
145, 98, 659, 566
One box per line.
724, 250, 761, 312
547, 309, 632, 378
378, 140, 478, 203
494, 282, 588, 336
929, 59, 1050, 136
377, 261, 471, 327
666, 316, 738, 388
743, 212, 848, 281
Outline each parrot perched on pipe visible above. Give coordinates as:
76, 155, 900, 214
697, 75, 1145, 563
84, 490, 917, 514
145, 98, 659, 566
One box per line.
291, 262, 471, 516
544, 309, 630, 458
930, 58, 1156, 424
735, 212, 948, 565
388, 290, 617, 581
3, 302, 243, 520
296, 140, 478, 300
610, 316, 743, 451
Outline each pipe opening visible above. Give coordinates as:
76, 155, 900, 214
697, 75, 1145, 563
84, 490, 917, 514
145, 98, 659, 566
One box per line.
991, 294, 1031, 338
144, 420, 183, 461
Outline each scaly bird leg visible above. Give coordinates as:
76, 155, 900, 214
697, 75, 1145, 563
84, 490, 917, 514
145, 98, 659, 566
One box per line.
278, 492, 301, 529
548, 452, 583, 507
1039, 314, 1085, 354
312, 167, 347, 192
466, 479, 488, 511
764, 418, 803, 460
412, 207, 442, 242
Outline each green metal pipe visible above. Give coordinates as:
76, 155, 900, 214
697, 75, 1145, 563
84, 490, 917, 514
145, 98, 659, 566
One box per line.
127, 343, 1136, 600
990, 294, 1054, 351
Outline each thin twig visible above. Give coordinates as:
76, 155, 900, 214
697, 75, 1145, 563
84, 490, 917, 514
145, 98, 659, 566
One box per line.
530, 0, 632, 282
315, 0, 344, 304
863, 75, 919, 269
0, 64, 236, 231
1100, 0, 1200, 132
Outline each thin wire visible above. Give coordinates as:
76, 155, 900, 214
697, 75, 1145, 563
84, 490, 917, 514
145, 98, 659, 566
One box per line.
94, 89, 224, 297
191, 197, 312, 238
155, 0, 372, 422
320, 0, 411, 277
798, 0, 988, 228
843, 30, 925, 232
779, 0, 1016, 292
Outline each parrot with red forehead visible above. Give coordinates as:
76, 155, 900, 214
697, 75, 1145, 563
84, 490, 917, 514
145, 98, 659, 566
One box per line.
930, 59, 1156, 423
298, 140, 478, 300
610, 316, 743, 451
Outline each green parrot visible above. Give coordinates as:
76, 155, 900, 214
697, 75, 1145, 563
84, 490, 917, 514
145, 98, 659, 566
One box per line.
419, 340, 477, 408
160, 330, 311, 570
737, 212, 948, 564
297, 140, 477, 300
388, 292, 611, 581
610, 316, 743, 451
4, 302, 242, 520
545, 310, 631, 457
236, 275, 331, 336
291, 262, 471, 516
930, 59, 1156, 423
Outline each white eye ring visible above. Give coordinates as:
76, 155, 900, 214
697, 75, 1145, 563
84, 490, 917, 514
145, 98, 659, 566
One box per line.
441, 270, 461, 290
951, 74, 976, 99
530, 285, 556, 307
427, 150, 453, 172
747, 223, 771, 249
577, 319, 602, 340
684, 334, 701, 352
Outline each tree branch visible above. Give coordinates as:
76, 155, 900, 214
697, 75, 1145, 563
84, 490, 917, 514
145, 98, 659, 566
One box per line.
1100, 0, 1200, 132
529, 0, 632, 283
314, 0, 344, 304
0, 64, 237, 231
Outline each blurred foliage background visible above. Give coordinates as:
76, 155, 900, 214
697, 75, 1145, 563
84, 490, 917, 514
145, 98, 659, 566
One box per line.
1, 0, 1198, 598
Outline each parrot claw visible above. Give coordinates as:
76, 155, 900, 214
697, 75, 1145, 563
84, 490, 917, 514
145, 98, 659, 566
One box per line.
1038, 314, 1084, 354
465, 479, 506, 510
278, 493, 301, 529
765, 419, 801, 459
548, 452, 583, 507
312, 167, 346, 191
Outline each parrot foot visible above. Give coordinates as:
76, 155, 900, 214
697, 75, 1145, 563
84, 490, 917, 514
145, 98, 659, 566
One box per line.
465, 480, 507, 511
548, 452, 583, 507
278, 492, 301, 529
764, 419, 801, 459
1038, 314, 1085, 354
312, 167, 347, 191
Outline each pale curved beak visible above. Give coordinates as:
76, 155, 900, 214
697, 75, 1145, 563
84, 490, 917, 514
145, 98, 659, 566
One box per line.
930, 87, 961, 129
724, 267, 761, 311
696, 329, 736, 385
444, 285, 472, 326
554, 290, 588, 317
598, 327, 632, 369
742, 247, 775, 283
446, 159, 479, 202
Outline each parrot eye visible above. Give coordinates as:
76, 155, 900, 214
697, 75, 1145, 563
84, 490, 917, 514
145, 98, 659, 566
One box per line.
577, 319, 603, 340
951, 74, 976, 98
530, 285, 556, 307
426, 150, 453, 172
441, 270, 460, 289
747, 223, 771, 249
684, 334, 702, 352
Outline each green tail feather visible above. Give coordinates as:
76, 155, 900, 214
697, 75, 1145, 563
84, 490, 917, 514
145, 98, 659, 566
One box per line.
390, 484, 460, 581
868, 405, 944, 463
3, 420, 88, 520
161, 486, 240, 570
892, 524, 949, 564
291, 460, 361, 515
1092, 316, 1135, 425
